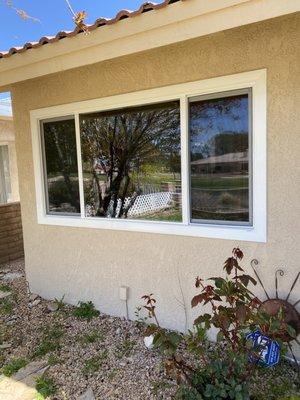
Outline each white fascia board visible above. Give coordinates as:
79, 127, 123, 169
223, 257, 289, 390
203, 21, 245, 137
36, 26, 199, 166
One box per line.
0, 0, 298, 87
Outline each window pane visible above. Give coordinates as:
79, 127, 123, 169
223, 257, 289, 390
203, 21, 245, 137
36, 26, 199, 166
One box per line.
42, 118, 80, 214
189, 91, 251, 224
80, 101, 181, 221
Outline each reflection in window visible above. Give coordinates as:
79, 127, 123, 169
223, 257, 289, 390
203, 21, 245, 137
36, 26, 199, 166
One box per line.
189, 91, 251, 224
42, 118, 80, 214
80, 101, 181, 221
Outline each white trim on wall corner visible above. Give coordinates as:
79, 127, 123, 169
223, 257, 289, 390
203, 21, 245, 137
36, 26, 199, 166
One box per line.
30, 69, 267, 242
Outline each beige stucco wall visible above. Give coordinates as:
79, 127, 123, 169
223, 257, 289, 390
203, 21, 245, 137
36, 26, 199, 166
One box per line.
0, 117, 20, 203
9, 14, 300, 355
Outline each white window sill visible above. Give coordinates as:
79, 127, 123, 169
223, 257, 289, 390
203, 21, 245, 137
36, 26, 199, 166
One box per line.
38, 214, 266, 243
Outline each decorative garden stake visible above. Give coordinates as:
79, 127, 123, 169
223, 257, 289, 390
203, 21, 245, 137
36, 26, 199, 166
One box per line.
250, 260, 300, 367
246, 329, 280, 367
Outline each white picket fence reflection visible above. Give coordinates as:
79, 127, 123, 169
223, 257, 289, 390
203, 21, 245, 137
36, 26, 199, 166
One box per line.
116, 191, 173, 217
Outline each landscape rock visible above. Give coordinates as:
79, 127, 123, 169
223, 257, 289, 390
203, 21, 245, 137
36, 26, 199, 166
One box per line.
29, 293, 38, 302
0, 269, 11, 275
29, 299, 41, 308
13, 360, 49, 387
47, 302, 59, 312
144, 334, 154, 349
0, 343, 12, 350
2, 272, 22, 281
20, 366, 49, 388
78, 387, 95, 400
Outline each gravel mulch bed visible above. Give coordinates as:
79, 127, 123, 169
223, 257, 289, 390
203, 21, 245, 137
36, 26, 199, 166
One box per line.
0, 259, 177, 400
0, 259, 299, 400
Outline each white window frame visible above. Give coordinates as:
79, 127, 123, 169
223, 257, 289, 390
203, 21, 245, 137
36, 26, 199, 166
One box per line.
30, 69, 267, 242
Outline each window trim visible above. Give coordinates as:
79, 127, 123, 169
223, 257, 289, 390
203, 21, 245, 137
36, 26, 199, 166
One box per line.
30, 69, 267, 242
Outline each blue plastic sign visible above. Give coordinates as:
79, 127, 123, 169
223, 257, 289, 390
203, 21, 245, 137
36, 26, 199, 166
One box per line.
246, 329, 280, 367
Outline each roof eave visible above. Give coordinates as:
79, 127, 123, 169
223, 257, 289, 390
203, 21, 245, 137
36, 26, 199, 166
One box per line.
0, 0, 298, 88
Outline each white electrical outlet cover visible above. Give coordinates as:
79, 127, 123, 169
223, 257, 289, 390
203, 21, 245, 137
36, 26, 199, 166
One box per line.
119, 286, 128, 301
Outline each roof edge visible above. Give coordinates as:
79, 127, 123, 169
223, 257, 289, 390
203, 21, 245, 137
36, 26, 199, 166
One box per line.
0, 0, 185, 59
0, 0, 298, 88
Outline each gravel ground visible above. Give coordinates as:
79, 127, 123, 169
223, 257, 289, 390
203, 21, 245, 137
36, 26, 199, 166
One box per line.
0, 259, 299, 400
0, 259, 177, 400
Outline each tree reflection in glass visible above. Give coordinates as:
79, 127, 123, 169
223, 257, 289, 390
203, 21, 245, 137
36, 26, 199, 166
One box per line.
189, 91, 251, 224
80, 101, 181, 221
42, 118, 80, 214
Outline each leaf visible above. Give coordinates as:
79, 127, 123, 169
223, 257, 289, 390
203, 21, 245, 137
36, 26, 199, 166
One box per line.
144, 324, 158, 336
250, 297, 261, 308
236, 304, 247, 324
195, 276, 203, 288
153, 332, 164, 347
169, 332, 182, 346
216, 330, 224, 342
235, 274, 257, 286
223, 257, 238, 275
191, 294, 205, 308
209, 277, 226, 288
233, 247, 244, 260
194, 313, 211, 329
286, 324, 296, 339
218, 314, 231, 330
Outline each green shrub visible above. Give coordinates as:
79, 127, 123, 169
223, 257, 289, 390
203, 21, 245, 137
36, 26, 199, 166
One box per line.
115, 339, 136, 359
0, 284, 11, 292
0, 299, 13, 315
47, 354, 61, 366
82, 350, 108, 375
1, 358, 27, 377
33, 324, 64, 358
178, 357, 250, 400
77, 330, 103, 345
73, 301, 100, 320
53, 295, 66, 311
35, 375, 57, 398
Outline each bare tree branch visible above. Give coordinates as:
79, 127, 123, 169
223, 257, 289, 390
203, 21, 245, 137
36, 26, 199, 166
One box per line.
5, 0, 40, 22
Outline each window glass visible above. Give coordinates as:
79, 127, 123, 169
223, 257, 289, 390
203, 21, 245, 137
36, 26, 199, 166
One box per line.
80, 101, 181, 221
42, 118, 80, 214
189, 91, 251, 224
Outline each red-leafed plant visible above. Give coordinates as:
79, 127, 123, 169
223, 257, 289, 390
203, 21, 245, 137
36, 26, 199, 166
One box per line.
141, 248, 295, 400
191, 247, 260, 352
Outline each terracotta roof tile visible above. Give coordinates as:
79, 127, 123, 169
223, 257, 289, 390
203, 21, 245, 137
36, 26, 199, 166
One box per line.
0, 0, 184, 59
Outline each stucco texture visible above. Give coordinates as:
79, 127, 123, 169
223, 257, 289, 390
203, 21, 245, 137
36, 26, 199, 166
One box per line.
9, 14, 300, 355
